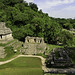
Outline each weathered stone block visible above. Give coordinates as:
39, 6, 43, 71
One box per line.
0, 47, 6, 58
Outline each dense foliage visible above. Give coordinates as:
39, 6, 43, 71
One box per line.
53, 18, 75, 30
0, 0, 75, 46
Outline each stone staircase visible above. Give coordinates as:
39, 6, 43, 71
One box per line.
25, 44, 36, 54
12, 40, 23, 50
5, 40, 17, 47
5, 39, 23, 51
0, 47, 6, 58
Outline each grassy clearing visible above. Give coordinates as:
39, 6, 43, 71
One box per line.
48, 44, 64, 52
36, 44, 64, 57
46, 74, 66, 75
0, 68, 42, 75
0, 57, 43, 75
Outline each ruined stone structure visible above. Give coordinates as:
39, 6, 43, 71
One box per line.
46, 48, 73, 68
0, 22, 13, 41
0, 47, 6, 58
25, 36, 44, 44
22, 36, 47, 55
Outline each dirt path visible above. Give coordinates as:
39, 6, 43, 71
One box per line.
0, 55, 48, 72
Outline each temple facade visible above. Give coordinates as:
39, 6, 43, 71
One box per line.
21, 36, 47, 55
25, 36, 44, 44
0, 22, 13, 41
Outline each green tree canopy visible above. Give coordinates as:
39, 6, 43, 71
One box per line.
59, 31, 74, 46
29, 2, 38, 11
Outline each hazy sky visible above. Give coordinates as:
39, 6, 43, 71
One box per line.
25, 0, 75, 18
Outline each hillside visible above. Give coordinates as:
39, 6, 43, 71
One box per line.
0, 0, 75, 46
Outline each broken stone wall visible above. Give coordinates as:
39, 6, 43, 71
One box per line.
22, 36, 47, 55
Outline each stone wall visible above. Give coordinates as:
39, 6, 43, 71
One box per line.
25, 36, 44, 44
0, 34, 13, 41
21, 36, 47, 55
0, 22, 13, 42
0, 47, 6, 58
5, 34, 13, 40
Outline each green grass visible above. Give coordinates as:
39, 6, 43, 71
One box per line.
0, 39, 23, 61
0, 46, 19, 61
48, 44, 64, 52
0, 57, 43, 75
62, 29, 75, 36
37, 44, 64, 57
0, 39, 16, 47
46, 74, 66, 75
16, 45, 22, 50
0, 43, 6, 46
46, 74, 75, 75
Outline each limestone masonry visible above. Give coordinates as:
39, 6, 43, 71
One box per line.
21, 36, 47, 55
0, 47, 6, 58
0, 22, 13, 41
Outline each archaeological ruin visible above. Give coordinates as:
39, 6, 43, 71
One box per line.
21, 36, 47, 55
46, 48, 73, 68
0, 47, 6, 58
0, 22, 13, 42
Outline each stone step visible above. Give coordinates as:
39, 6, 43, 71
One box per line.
5, 40, 17, 47
0, 51, 5, 53
0, 47, 6, 58
0, 49, 5, 52
9, 40, 23, 51
0, 52, 5, 54
11, 40, 19, 46
13, 42, 23, 50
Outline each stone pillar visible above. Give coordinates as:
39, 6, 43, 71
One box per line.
36, 38, 39, 43
25, 39, 28, 43
41, 38, 44, 43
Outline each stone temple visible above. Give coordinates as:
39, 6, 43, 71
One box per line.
21, 36, 47, 55
0, 22, 13, 42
